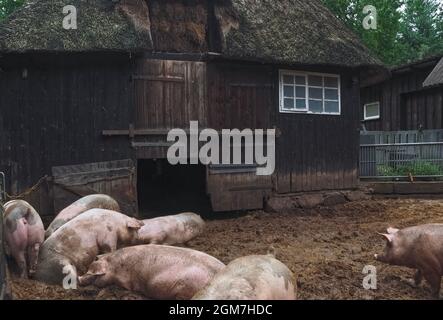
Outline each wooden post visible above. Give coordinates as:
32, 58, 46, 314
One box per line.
0, 200, 7, 300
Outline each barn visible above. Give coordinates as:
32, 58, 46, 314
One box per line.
0, 0, 384, 217
361, 54, 443, 131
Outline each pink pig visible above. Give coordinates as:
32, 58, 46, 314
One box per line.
193, 255, 297, 300
138, 212, 205, 245
3, 200, 45, 278
78, 245, 225, 300
375, 224, 443, 298
35, 209, 144, 285
45, 194, 120, 238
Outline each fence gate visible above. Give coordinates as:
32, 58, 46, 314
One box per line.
52, 159, 138, 216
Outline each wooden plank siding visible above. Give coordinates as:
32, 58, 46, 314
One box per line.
133, 59, 207, 159
0, 55, 362, 214
0, 54, 135, 197
361, 65, 443, 131
207, 62, 360, 194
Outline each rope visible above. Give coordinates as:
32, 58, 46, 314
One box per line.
5, 175, 50, 200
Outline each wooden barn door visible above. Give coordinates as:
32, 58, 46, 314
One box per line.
132, 59, 207, 159
52, 159, 138, 216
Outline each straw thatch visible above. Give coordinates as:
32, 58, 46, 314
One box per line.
0, 0, 382, 68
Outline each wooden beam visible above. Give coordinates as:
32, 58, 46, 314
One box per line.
132, 75, 185, 82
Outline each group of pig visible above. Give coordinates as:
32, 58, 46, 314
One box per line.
2, 194, 296, 299
3, 194, 443, 299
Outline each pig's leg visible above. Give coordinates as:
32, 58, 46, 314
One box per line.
413, 270, 423, 287
423, 271, 441, 299
4, 242, 10, 256
407, 270, 423, 287
27, 243, 41, 276
13, 251, 28, 279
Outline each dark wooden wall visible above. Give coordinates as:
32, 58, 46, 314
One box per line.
207, 62, 360, 193
0, 54, 135, 196
275, 69, 360, 193
361, 65, 443, 131
0, 54, 362, 215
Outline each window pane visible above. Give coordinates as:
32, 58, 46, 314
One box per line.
309, 100, 323, 113
324, 77, 338, 88
325, 101, 339, 113
325, 88, 338, 100
296, 99, 306, 109
295, 76, 306, 85
284, 85, 294, 97
295, 86, 306, 98
309, 87, 323, 99
365, 103, 379, 118
308, 75, 323, 86
284, 98, 294, 110
283, 75, 294, 84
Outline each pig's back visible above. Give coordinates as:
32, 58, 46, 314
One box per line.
194, 255, 296, 300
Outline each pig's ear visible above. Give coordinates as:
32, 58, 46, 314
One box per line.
378, 232, 394, 243
88, 261, 108, 276
387, 227, 400, 234
127, 219, 144, 230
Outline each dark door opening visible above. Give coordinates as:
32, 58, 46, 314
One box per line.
137, 159, 213, 218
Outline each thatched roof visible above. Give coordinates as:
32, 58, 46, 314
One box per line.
0, 0, 153, 52
0, 0, 382, 68
423, 57, 443, 88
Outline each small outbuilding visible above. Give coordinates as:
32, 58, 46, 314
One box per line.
361, 55, 443, 131
0, 0, 384, 216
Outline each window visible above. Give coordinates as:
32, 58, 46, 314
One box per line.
363, 102, 380, 120
279, 70, 341, 115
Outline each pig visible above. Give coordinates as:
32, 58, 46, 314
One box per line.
375, 224, 443, 298
34, 209, 144, 285
78, 245, 226, 300
2, 200, 45, 278
137, 212, 205, 245
45, 194, 120, 239
193, 254, 297, 300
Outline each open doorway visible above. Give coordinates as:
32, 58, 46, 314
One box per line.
137, 159, 212, 218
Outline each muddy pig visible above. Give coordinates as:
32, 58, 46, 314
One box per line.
34, 209, 144, 285
375, 224, 443, 298
78, 245, 225, 300
138, 212, 204, 245
193, 254, 297, 300
3, 200, 45, 278
45, 194, 120, 239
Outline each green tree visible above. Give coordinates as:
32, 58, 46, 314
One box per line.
399, 0, 443, 62
322, 0, 443, 66
322, 0, 404, 65
0, 0, 25, 22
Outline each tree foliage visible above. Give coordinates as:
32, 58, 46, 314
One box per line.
0, 0, 24, 21
322, 0, 443, 66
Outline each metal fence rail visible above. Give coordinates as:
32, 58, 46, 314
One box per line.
360, 142, 443, 178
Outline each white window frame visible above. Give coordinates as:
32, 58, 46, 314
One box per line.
363, 102, 380, 121
279, 70, 341, 116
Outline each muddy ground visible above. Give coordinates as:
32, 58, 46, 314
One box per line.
9, 198, 443, 300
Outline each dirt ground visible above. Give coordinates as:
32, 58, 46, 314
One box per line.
9, 198, 443, 300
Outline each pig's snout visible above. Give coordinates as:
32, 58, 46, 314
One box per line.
374, 254, 378, 260
78, 274, 95, 287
